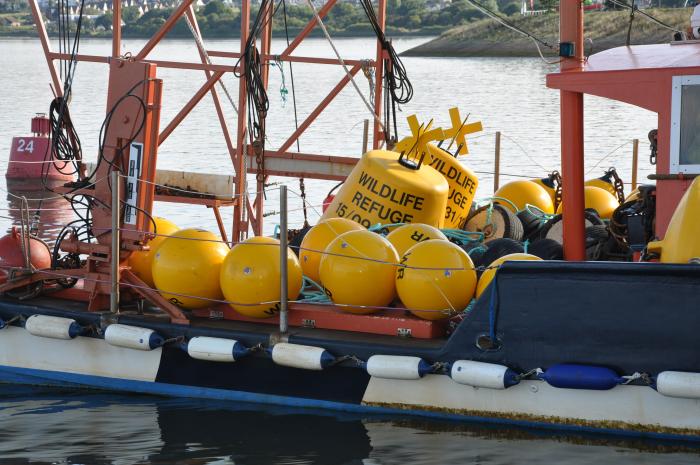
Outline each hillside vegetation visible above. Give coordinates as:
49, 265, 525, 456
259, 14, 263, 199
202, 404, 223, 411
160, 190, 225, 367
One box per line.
403, 8, 692, 57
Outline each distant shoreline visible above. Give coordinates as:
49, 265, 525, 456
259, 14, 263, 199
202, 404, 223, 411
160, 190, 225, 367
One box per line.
402, 8, 691, 57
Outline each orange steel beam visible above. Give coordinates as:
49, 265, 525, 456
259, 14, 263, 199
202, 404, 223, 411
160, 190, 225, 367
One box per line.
372, 0, 386, 148
278, 65, 362, 154
159, 70, 224, 144
207, 50, 373, 68
233, 0, 251, 241
559, 0, 586, 261
135, 0, 196, 61
49, 52, 237, 73
185, 7, 238, 169
280, 0, 339, 59
28, 0, 62, 97
113, 0, 121, 57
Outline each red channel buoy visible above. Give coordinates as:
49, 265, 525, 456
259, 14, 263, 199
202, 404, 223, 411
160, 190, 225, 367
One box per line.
6, 114, 73, 181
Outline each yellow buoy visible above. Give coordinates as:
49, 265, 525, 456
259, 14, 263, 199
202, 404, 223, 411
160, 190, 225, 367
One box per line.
320, 149, 449, 228
128, 217, 179, 288
585, 177, 617, 197
531, 175, 558, 205
396, 240, 477, 320
476, 253, 542, 299
494, 180, 554, 214
152, 228, 229, 309
556, 185, 619, 220
386, 223, 448, 258
625, 187, 641, 203
319, 230, 399, 314
426, 144, 479, 229
299, 218, 365, 283
647, 177, 700, 263
220, 236, 303, 318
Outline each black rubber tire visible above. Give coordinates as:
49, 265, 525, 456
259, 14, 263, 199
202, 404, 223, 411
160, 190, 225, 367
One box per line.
288, 224, 312, 257
517, 208, 544, 240
585, 225, 610, 261
468, 245, 489, 271
479, 238, 524, 268
540, 211, 604, 245
528, 238, 563, 260
465, 204, 524, 242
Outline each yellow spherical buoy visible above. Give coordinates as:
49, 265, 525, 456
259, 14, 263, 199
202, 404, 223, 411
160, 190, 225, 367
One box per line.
585, 177, 617, 198
152, 228, 229, 309
299, 218, 365, 283
476, 253, 542, 299
319, 230, 399, 314
220, 236, 303, 318
556, 185, 619, 220
531, 176, 558, 205
494, 180, 554, 214
396, 240, 476, 320
386, 223, 447, 258
128, 217, 179, 288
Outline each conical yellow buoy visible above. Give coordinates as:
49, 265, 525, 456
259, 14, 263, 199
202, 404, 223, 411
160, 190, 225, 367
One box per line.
299, 218, 365, 283
647, 177, 700, 263
556, 185, 618, 220
426, 144, 479, 229
396, 240, 476, 320
386, 223, 447, 258
320, 150, 449, 228
220, 236, 303, 318
494, 180, 554, 214
476, 253, 542, 299
152, 228, 229, 309
128, 217, 179, 288
319, 230, 399, 314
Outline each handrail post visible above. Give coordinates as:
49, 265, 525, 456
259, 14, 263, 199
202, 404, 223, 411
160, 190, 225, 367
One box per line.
632, 138, 639, 190
494, 131, 501, 193
279, 185, 289, 334
111, 169, 120, 314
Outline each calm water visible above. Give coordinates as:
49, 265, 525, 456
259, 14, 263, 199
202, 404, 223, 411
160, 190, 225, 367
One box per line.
1, 385, 700, 465
0, 37, 678, 463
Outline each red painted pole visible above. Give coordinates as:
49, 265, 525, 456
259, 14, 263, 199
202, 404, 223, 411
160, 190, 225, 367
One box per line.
559, 0, 586, 261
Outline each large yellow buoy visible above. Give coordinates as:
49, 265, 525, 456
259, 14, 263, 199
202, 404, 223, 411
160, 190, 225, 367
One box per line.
585, 177, 617, 197
386, 223, 448, 258
299, 218, 365, 283
128, 217, 179, 288
647, 177, 700, 263
476, 253, 542, 299
494, 180, 554, 214
531, 175, 558, 205
426, 144, 479, 229
320, 149, 449, 228
396, 240, 477, 320
319, 229, 399, 314
220, 236, 303, 318
556, 185, 618, 220
152, 228, 229, 309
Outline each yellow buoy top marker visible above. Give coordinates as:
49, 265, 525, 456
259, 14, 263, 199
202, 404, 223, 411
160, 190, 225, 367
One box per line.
152, 228, 229, 309
386, 223, 447, 258
441, 107, 483, 156
299, 218, 365, 283
129, 216, 179, 288
396, 239, 477, 320
319, 229, 399, 314
220, 236, 303, 318
476, 253, 542, 299
394, 115, 445, 158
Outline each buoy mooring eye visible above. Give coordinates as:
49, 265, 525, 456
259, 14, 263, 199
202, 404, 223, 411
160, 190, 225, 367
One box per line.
476, 334, 502, 351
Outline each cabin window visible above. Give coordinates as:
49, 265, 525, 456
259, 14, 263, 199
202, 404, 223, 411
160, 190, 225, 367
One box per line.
671, 75, 700, 173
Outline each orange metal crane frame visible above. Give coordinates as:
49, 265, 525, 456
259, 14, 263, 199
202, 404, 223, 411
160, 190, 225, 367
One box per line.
23, 0, 389, 318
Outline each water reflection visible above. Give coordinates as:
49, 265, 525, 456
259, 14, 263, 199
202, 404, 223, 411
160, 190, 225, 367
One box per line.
0, 386, 698, 465
3, 178, 75, 247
